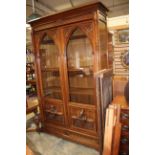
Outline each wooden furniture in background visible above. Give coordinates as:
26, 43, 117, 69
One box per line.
26, 49, 37, 97
113, 76, 129, 98
26, 100, 38, 114
103, 103, 121, 155
26, 145, 35, 155
119, 108, 129, 155
26, 48, 40, 132
112, 96, 129, 155
26, 98, 40, 132
103, 96, 129, 155
28, 2, 112, 153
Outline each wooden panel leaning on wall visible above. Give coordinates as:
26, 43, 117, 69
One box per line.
103, 104, 121, 155
103, 96, 129, 155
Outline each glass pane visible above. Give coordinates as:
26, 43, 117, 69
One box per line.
67, 28, 94, 105
40, 34, 62, 99
99, 21, 107, 69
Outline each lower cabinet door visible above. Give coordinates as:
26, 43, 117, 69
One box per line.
44, 102, 65, 125
69, 106, 97, 133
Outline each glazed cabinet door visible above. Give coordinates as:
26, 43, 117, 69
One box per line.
37, 29, 65, 125
63, 22, 97, 134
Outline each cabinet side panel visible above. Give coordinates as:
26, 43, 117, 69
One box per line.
98, 20, 108, 70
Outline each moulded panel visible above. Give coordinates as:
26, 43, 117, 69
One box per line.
69, 106, 97, 132
44, 101, 65, 125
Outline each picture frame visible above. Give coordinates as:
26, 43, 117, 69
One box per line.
121, 49, 129, 68
118, 29, 129, 44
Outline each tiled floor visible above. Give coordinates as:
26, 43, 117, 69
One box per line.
26, 132, 99, 155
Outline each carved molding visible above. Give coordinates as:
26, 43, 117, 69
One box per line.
82, 23, 94, 39
63, 22, 94, 49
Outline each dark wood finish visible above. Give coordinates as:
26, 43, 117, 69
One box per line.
119, 109, 129, 155
26, 104, 38, 114
103, 104, 121, 155
108, 32, 113, 69
29, 2, 111, 154
113, 76, 129, 98
112, 96, 129, 155
95, 69, 113, 155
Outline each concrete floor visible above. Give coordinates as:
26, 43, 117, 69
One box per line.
26, 132, 99, 155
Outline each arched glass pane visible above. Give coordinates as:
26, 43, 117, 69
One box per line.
40, 34, 62, 99
67, 28, 94, 105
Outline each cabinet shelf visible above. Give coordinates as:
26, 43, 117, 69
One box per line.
45, 110, 63, 116
69, 89, 93, 95
44, 87, 93, 95
26, 70, 35, 74
26, 49, 37, 97
26, 62, 34, 64
41, 68, 59, 72
44, 86, 93, 90
26, 80, 36, 84
68, 68, 93, 76
41, 67, 93, 76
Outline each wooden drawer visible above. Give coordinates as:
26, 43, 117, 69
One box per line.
63, 130, 99, 149
69, 106, 97, 132
44, 123, 99, 150
44, 102, 65, 125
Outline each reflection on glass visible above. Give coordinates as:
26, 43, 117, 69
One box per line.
67, 28, 94, 104
40, 34, 62, 99
99, 21, 107, 69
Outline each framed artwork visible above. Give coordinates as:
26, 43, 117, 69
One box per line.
121, 49, 129, 68
118, 29, 129, 43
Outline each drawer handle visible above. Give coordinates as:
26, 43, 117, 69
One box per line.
121, 137, 128, 144
122, 125, 129, 131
